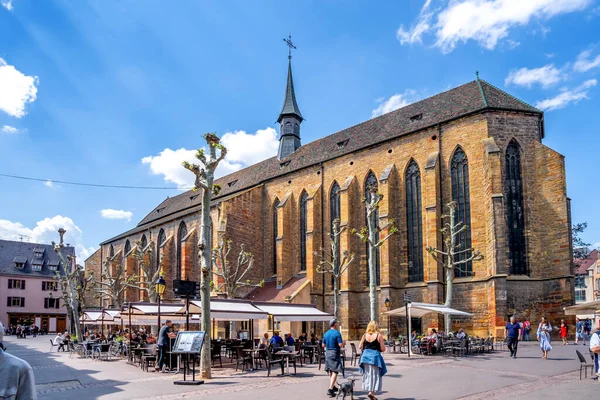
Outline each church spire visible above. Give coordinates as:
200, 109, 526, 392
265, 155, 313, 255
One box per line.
277, 34, 303, 160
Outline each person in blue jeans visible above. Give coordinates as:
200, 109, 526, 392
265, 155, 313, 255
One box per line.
590, 328, 600, 376
322, 318, 344, 397
505, 316, 522, 359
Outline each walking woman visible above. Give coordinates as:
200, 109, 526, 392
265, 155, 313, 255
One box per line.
359, 321, 387, 400
537, 316, 553, 359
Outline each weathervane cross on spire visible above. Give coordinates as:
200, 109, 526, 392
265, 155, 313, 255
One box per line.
283, 33, 296, 60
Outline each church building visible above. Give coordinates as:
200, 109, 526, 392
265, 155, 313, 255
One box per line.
87, 52, 573, 339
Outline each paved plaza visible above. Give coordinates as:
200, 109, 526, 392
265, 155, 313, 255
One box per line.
4, 336, 597, 400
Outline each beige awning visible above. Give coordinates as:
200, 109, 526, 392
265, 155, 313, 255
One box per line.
384, 302, 473, 318
564, 300, 600, 315
179, 299, 268, 320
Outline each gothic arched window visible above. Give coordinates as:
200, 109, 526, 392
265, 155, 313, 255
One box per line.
451, 147, 473, 277
505, 140, 527, 275
273, 199, 280, 275
141, 234, 147, 250
406, 160, 424, 282
176, 221, 188, 280
124, 240, 131, 255
109, 244, 114, 258
330, 182, 341, 287
299, 191, 308, 272
157, 229, 166, 270
365, 171, 381, 286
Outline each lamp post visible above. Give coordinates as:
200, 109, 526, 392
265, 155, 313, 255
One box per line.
156, 274, 166, 329
384, 297, 391, 343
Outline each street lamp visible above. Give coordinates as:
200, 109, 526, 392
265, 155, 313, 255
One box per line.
384, 298, 391, 342
156, 274, 167, 328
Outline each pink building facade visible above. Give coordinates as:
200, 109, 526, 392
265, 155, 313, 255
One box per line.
0, 240, 73, 333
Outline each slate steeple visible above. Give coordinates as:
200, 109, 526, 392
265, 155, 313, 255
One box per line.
277, 35, 303, 160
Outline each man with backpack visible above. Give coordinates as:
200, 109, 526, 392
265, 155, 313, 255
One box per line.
590, 321, 600, 376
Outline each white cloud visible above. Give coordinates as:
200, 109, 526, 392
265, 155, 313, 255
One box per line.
44, 180, 54, 188
0, 215, 96, 261
1, 125, 21, 134
397, 0, 591, 53
372, 90, 418, 118
535, 79, 597, 111
0, 58, 39, 118
505, 64, 563, 88
100, 209, 133, 222
1, 0, 13, 11
142, 127, 279, 188
573, 50, 600, 72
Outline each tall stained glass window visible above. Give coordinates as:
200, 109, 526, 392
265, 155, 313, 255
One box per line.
451, 148, 472, 277
505, 140, 528, 275
365, 171, 380, 286
406, 160, 424, 282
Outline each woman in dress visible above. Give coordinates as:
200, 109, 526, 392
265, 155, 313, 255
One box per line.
359, 321, 387, 400
537, 316, 553, 359
560, 319, 568, 345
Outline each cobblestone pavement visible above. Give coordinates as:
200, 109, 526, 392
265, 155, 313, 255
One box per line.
4, 336, 597, 399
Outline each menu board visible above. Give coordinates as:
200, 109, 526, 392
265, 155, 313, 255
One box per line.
172, 331, 205, 354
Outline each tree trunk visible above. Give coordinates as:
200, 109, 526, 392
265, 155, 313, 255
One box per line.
444, 258, 453, 333
367, 207, 378, 323
333, 276, 340, 321
199, 184, 213, 379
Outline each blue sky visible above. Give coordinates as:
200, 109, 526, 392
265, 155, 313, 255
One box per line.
1, 0, 599, 260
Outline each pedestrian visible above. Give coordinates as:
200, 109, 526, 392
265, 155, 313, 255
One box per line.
536, 316, 553, 360
0, 321, 37, 399
359, 321, 387, 400
575, 317, 584, 345
522, 319, 531, 341
590, 322, 600, 376
505, 316, 522, 358
560, 319, 568, 345
156, 320, 175, 373
322, 318, 344, 397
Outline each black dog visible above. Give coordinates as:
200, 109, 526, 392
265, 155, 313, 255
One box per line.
336, 378, 355, 399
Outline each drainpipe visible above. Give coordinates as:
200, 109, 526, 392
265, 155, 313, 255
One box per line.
320, 163, 325, 311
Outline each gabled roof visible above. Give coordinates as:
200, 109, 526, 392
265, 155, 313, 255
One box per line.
0, 239, 74, 277
277, 59, 303, 123
575, 249, 598, 275
103, 79, 541, 246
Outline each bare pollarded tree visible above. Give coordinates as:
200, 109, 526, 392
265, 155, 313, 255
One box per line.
315, 218, 355, 321
125, 239, 162, 303
182, 132, 227, 379
90, 258, 138, 308
352, 187, 398, 323
211, 235, 264, 299
53, 228, 86, 341
426, 201, 483, 333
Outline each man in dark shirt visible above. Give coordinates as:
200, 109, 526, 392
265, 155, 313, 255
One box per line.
270, 331, 284, 347
322, 319, 344, 397
505, 316, 522, 359
157, 320, 174, 372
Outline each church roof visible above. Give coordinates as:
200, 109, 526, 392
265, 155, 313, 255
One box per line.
101, 79, 540, 245
277, 59, 303, 123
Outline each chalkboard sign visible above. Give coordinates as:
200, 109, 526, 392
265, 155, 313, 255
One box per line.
171, 331, 205, 354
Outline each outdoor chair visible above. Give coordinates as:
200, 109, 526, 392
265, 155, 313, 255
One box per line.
451, 339, 467, 357
253, 348, 266, 369
49, 340, 58, 352
576, 350, 594, 380
264, 347, 285, 377
211, 343, 223, 368
96, 344, 112, 361
350, 343, 361, 366
140, 345, 157, 372
235, 346, 252, 372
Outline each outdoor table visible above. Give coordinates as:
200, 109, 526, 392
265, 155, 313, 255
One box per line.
243, 348, 259, 370
302, 345, 318, 363
275, 350, 298, 376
